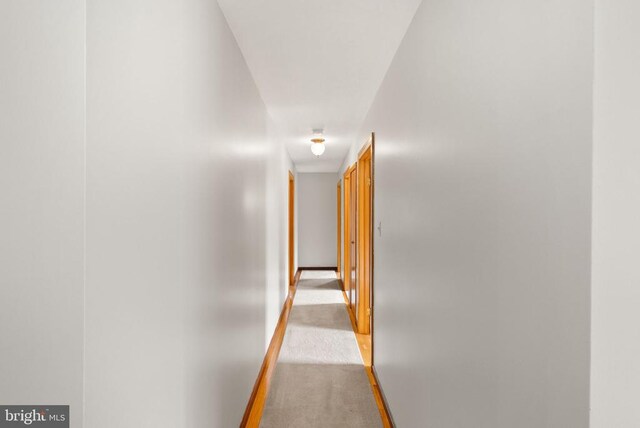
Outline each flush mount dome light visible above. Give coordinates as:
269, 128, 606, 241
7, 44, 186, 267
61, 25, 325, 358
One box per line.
310, 138, 325, 156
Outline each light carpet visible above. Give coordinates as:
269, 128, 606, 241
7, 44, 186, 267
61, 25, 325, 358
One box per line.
260, 270, 382, 428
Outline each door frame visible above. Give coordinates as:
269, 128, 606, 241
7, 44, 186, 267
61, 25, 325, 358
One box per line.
343, 164, 356, 297
356, 133, 374, 336
288, 171, 295, 286
337, 181, 342, 277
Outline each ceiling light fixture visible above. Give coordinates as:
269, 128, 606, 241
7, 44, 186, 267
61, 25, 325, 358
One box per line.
310, 137, 326, 157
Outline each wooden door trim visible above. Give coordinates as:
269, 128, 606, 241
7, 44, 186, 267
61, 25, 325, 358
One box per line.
369, 133, 376, 362
342, 172, 348, 291
347, 165, 358, 312
337, 182, 341, 276
288, 172, 295, 286
356, 134, 373, 335
342, 165, 354, 294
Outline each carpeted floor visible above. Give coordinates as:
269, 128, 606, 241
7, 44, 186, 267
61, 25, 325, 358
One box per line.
260, 270, 383, 428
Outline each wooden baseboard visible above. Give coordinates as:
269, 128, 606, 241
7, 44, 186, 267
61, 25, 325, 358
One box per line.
298, 266, 338, 271
240, 269, 302, 428
370, 365, 396, 428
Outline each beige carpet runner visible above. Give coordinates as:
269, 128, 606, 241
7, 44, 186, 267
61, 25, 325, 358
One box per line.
260, 270, 382, 427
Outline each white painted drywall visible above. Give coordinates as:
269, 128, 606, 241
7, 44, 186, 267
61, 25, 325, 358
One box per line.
591, 1, 640, 426
85, 0, 292, 427
0, 2, 85, 426
85, 0, 186, 425
0, 4, 293, 426
298, 173, 338, 267
341, 0, 593, 426
265, 121, 298, 344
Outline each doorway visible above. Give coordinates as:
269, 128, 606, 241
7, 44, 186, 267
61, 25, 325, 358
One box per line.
342, 133, 375, 366
337, 182, 342, 276
288, 171, 295, 287
356, 135, 373, 336
344, 165, 358, 316
343, 170, 351, 291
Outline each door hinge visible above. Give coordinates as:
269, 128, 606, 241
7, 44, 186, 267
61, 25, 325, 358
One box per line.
368, 178, 371, 186
367, 307, 372, 316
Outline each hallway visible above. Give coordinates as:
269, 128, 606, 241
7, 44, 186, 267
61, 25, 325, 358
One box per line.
2, 0, 639, 427
261, 271, 381, 427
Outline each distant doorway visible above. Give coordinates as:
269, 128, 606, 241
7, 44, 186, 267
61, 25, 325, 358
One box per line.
288, 171, 295, 286
343, 164, 358, 316
337, 182, 342, 276
342, 170, 350, 289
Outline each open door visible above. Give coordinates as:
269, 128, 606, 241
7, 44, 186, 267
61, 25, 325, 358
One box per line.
288, 171, 295, 286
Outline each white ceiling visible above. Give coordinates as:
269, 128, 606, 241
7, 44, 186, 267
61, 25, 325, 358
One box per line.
217, 0, 422, 172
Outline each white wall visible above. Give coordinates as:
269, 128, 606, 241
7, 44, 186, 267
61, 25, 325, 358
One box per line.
265, 120, 298, 343
0, 1, 290, 427
298, 173, 338, 267
84, 0, 293, 426
342, 0, 593, 426
0, 2, 85, 426
591, 1, 640, 427
85, 0, 184, 424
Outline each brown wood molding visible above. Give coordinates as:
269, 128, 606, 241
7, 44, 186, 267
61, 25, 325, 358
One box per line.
370, 365, 396, 428
298, 266, 338, 271
240, 269, 302, 428
356, 138, 373, 335
337, 181, 342, 275
288, 172, 295, 286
